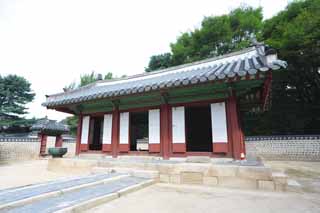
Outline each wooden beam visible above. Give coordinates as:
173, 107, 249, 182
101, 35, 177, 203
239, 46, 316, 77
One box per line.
226, 91, 245, 160
75, 114, 83, 155
111, 101, 120, 158
160, 103, 171, 160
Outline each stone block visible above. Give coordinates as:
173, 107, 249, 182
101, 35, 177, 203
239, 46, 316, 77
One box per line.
272, 172, 288, 185
208, 165, 238, 177
157, 164, 174, 174
237, 166, 272, 180
258, 180, 275, 191
203, 177, 218, 186
186, 156, 211, 163
211, 158, 233, 164
143, 162, 158, 171
218, 176, 257, 189
181, 172, 203, 184
169, 174, 181, 184
132, 170, 159, 179
172, 163, 210, 175
159, 174, 170, 183
275, 182, 287, 192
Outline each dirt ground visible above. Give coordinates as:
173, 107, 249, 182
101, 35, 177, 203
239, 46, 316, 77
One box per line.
0, 160, 319, 213
87, 183, 320, 213
87, 160, 320, 213
0, 159, 90, 190
265, 161, 320, 193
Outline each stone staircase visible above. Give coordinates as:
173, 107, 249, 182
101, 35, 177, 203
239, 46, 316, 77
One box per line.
0, 173, 155, 213
48, 156, 288, 192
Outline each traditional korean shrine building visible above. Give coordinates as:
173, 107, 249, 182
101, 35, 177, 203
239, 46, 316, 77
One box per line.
43, 44, 286, 160
31, 118, 69, 156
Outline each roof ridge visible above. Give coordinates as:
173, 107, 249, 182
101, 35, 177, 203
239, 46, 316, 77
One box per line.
97, 46, 257, 84
47, 46, 260, 98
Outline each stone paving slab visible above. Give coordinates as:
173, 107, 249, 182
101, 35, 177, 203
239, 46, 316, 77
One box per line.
0, 173, 120, 205
5, 176, 148, 213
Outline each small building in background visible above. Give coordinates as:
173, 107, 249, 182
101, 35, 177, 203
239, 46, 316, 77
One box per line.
31, 118, 69, 156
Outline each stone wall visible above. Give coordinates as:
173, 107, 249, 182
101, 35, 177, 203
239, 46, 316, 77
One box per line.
0, 137, 76, 163
0, 137, 40, 162
245, 135, 320, 161
63, 140, 76, 158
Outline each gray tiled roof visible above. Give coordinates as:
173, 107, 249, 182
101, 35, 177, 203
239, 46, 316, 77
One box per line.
43, 45, 287, 108
31, 118, 69, 134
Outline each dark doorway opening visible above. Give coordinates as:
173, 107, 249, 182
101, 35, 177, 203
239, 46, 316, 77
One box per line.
185, 105, 212, 152
130, 111, 148, 151
89, 116, 103, 150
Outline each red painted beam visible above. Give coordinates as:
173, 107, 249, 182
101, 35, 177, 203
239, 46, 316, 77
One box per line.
102, 144, 112, 152
262, 71, 272, 111
149, 144, 160, 153
160, 104, 171, 159
111, 106, 120, 158
55, 135, 63, 147
75, 115, 83, 155
172, 143, 186, 153
226, 92, 245, 160
212, 143, 228, 153
39, 134, 47, 156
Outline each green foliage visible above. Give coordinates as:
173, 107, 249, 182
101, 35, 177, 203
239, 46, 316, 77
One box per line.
65, 71, 119, 90
65, 71, 117, 135
104, 72, 113, 80
0, 75, 35, 132
0, 75, 35, 116
145, 53, 173, 72
63, 116, 78, 135
146, 6, 263, 70
145, 1, 320, 135
80, 72, 101, 86
252, 0, 320, 135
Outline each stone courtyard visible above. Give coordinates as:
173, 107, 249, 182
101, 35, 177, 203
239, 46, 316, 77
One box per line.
0, 159, 319, 212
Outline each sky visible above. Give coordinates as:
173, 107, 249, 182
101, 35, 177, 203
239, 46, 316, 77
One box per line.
0, 0, 289, 121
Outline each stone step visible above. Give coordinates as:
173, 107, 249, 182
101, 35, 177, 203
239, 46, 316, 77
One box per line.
186, 156, 211, 163
78, 153, 106, 159
0, 173, 126, 211
92, 167, 160, 179
48, 158, 288, 192
5, 176, 154, 213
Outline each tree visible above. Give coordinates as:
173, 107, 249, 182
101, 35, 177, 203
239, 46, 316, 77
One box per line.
145, 6, 263, 71
254, 0, 320, 134
145, 53, 173, 72
65, 71, 117, 135
0, 75, 35, 132
144, 1, 320, 135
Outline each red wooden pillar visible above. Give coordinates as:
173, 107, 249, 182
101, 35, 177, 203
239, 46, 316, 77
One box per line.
55, 135, 63, 147
160, 103, 171, 160
39, 133, 48, 156
75, 114, 83, 155
111, 103, 120, 158
226, 92, 245, 160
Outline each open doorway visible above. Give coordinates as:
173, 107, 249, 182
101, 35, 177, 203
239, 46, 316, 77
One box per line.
89, 116, 103, 150
185, 105, 212, 152
130, 111, 149, 151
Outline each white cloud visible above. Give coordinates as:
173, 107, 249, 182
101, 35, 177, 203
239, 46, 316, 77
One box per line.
0, 0, 288, 121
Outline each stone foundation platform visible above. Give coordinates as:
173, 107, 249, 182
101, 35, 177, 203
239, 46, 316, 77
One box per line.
48, 156, 287, 191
